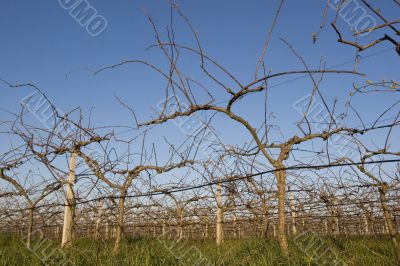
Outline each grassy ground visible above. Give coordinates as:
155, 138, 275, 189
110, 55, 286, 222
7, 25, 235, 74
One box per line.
0, 233, 397, 265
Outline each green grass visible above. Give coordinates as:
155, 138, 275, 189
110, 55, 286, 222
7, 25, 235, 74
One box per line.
0, 234, 396, 265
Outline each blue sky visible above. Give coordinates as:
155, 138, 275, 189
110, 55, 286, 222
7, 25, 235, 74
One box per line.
0, 0, 399, 168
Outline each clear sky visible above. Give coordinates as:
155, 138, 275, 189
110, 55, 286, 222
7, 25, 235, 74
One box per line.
0, 0, 399, 168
